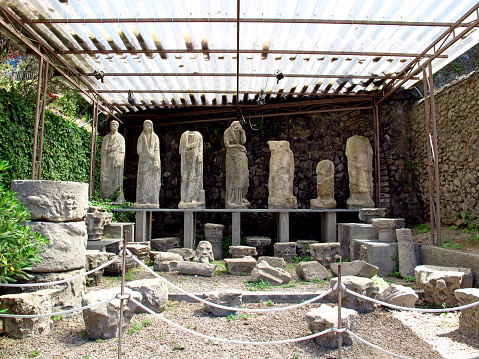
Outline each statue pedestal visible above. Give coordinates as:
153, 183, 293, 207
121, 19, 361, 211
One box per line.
184, 211, 196, 249
135, 211, 151, 243
277, 212, 290, 242
321, 212, 337, 243
232, 212, 241, 246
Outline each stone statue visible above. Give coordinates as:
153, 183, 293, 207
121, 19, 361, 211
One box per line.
100, 120, 125, 203
224, 121, 250, 209
134, 120, 161, 208
179, 130, 205, 209
310, 160, 336, 209
267, 141, 297, 209
345, 135, 374, 209
194, 241, 215, 263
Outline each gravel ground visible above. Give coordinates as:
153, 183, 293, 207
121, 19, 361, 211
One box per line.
1, 264, 479, 359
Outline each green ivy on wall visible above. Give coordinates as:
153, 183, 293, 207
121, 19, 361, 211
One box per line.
0, 89, 99, 187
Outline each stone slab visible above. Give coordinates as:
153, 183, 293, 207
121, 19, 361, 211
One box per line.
352, 239, 398, 277
224, 257, 257, 275
103, 222, 135, 242
337, 223, 378, 259
87, 238, 122, 254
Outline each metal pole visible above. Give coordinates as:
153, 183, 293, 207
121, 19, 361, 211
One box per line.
89, 100, 98, 198
117, 232, 128, 358
31, 57, 44, 180
373, 102, 381, 207
337, 262, 343, 358
428, 65, 442, 246
422, 68, 436, 245
92, 102, 99, 195
236, 0, 240, 108
36, 62, 49, 180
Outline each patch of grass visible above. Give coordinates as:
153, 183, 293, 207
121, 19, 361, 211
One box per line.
448, 226, 458, 230
371, 275, 392, 289
281, 280, 297, 288
213, 261, 227, 275
29, 350, 40, 358
441, 238, 464, 250
265, 299, 274, 307
127, 323, 143, 334
226, 314, 237, 322
313, 277, 328, 284
82, 355, 91, 359
413, 224, 431, 234
404, 275, 416, 283
244, 278, 273, 291
227, 313, 251, 322
123, 267, 142, 282
95, 338, 102, 343
80, 330, 88, 338
142, 318, 153, 327
52, 314, 64, 322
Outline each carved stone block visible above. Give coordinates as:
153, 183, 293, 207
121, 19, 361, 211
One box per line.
310, 243, 340, 268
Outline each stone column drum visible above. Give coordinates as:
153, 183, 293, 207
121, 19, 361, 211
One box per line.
204, 223, 225, 260
371, 218, 405, 242
396, 228, 417, 277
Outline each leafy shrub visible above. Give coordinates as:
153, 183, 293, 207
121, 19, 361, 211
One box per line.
0, 161, 49, 284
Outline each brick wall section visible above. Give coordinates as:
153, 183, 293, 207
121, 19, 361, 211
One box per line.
406, 71, 479, 225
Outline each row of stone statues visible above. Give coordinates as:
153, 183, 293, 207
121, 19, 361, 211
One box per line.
100, 120, 375, 209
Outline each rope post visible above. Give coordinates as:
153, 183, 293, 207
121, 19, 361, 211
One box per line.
337, 261, 343, 359
117, 234, 128, 358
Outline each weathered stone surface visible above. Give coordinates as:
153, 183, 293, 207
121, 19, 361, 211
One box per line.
85, 208, 113, 241
396, 229, 417, 277
345, 135, 374, 209
177, 262, 216, 277
100, 120, 125, 203
150, 237, 181, 252
229, 245, 257, 258
82, 287, 141, 339
295, 261, 328, 282
415, 265, 473, 307
103, 222, 134, 243
204, 223, 225, 260
377, 284, 418, 308
257, 256, 285, 269
274, 242, 297, 262
124, 244, 150, 262
0, 289, 57, 339
168, 248, 195, 261
179, 130, 205, 209
26, 221, 87, 272
338, 223, 378, 259
267, 141, 298, 209
297, 240, 318, 259
455, 288, 479, 338
11, 180, 88, 222
310, 243, 340, 268
104, 257, 138, 276
358, 208, 387, 224
246, 237, 271, 257
330, 276, 379, 313
371, 218, 405, 242
250, 261, 291, 286
203, 290, 242, 317
154, 261, 180, 272
306, 305, 359, 349
86, 250, 115, 286
154, 252, 184, 262
356, 240, 398, 277
135, 120, 161, 208
224, 256, 257, 275
310, 160, 336, 209
224, 121, 250, 209
127, 279, 168, 314
330, 260, 379, 278
86, 238, 122, 254
194, 240, 215, 263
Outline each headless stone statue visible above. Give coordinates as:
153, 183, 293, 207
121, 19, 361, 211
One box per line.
100, 120, 125, 203
268, 141, 297, 209
224, 121, 250, 209
345, 135, 374, 209
179, 130, 205, 208
135, 120, 161, 208
310, 160, 336, 209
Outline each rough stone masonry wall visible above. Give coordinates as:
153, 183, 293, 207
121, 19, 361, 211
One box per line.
406, 70, 479, 225
121, 101, 410, 240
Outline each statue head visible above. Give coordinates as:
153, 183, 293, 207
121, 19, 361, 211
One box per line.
110, 120, 119, 132
231, 121, 241, 130
143, 120, 153, 134
194, 240, 214, 263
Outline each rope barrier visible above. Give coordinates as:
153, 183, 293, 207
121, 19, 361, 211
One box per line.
0, 255, 120, 287
0, 296, 117, 318
129, 297, 333, 345
344, 288, 479, 313
346, 329, 413, 359
131, 255, 334, 313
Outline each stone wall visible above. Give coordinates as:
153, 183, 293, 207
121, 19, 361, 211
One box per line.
406, 71, 479, 225
120, 99, 414, 240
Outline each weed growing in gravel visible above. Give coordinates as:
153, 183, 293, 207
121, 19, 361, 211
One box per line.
245, 278, 273, 291
213, 261, 227, 275
265, 299, 275, 306
187, 324, 198, 330
80, 330, 88, 338
82, 355, 90, 359
413, 224, 431, 234
404, 276, 416, 283
95, 338, 102, 343
470, 233, 479, 242
281, 280, 297, 288
142, 318, 153, 326
123, 267, 142, 281
227, 313, 251, 322
52, 314, 64, 322
128, 323, 143, 334
313, 277, 328, 284
441, 238, 464, 250
172, 343, 186, 351
29, 350, 40, 358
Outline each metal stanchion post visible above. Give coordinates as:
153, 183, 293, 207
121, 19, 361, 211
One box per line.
337, 261, 343, 359
117, 235, 128, 358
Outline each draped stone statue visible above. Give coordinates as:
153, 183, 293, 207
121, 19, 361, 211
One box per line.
224, 121, 250, 209
268, 140, 297, 209
134, 120, 161, 208
100, 120, 125, 203
310, 160, 336, 209
346, 135, 374, 209
179, 130, 205, 208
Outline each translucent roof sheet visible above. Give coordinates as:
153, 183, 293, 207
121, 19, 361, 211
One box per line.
1, 0, 478, 116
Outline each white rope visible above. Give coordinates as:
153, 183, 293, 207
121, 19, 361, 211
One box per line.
0, 296, 117, 318
344, 288, 479, 313
0, 255, 120, 287
131, 255, 334, 313
129, 297, 333, 345
346, 329, 413, 359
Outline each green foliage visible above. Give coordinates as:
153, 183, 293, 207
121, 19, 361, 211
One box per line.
470, 233, 479, 242
52, 314, 64, 322
0, 161, 50, 284
244, 278, 273, 291
142, 318, 153, 327
412, 223, 431, 234
88, 192, 134, 223
227, 313, 251, 322
404, 275, 416, 283
291, 254, 311, 263
128, 323, 144, 334
213, 261, 227, 275
456, 210, 479, 231
265, 299, 274, 306
29, 350, 40, 358
405, 160, 416, 172
371, 275, 392, 289
441, 238, 464, 250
